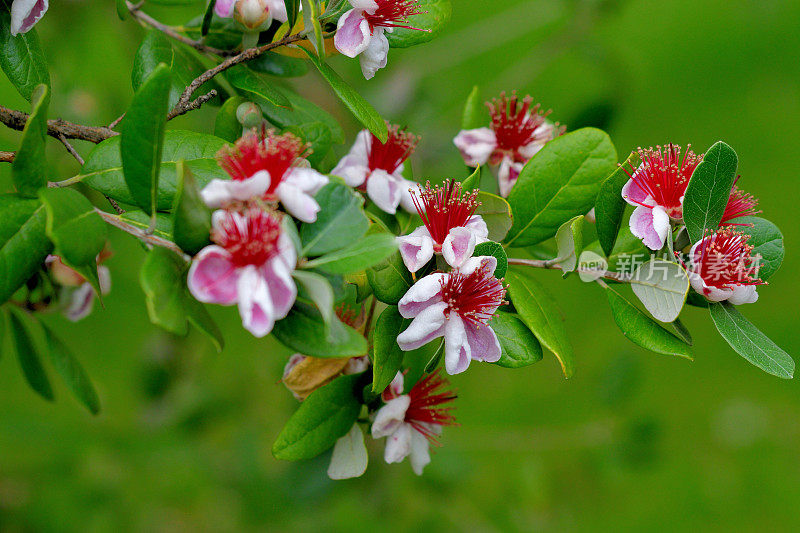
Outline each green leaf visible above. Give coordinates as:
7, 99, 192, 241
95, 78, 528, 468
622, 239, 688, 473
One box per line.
8, 309, 53, 401
461, 165, 481, 191
736, 216, 784, 281
553, 215, 584, 275
255, 87, 344, 144
80, 130, 228, 210
305, 233, 397, 274
116, 0, 128, 20
272, 373, 363, 461
506, 267, 575, 378
12, 84, 49, 196
630, 259, 689, 323
41, 323, 101, 414
184, 12, 240, 50
225, 64, 291, 109
172, 161, 211, 256
0, 195, 52, 304
246, 51, 309, 77
372, 306, 408, 393
116, 210, 174, 240
595, 151, 638, 257
293, 269, 336, 338
284, 0, 300, 30
300, 180, 369, 256
490, 312, 543, 369
301, 49, 388, 143
272, 304, 368, 358
475, 191, 512, 242
39, 188, 107, 267
505, 128, 617, 247
461, 85, 485, 130
121, 63, 171, 216
385, 0, 452, 48
473, 241, 507, 278
214, 96, 246, 143
604, 285, 692, 359
366, 250, 413, 305
285, 122, 332, 167
300, 0, 325, 57
709, 302, 794, 379
0, 5, 49, 101
683, 141, 738, 243
201, 0, 217, 35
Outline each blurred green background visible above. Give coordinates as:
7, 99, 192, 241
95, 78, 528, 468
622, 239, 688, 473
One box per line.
2, 0, 800, 531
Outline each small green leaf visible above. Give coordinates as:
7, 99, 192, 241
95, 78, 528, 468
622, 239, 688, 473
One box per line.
301, 48, 388, 143
300, 180, 369, 256
475, 191, 513, 242
225, 64, 291, 109
293, 269, 336, 339
305, 233, 398, 274
255, 87, 344, 144
595, 151, 638, 257
0, 195, 52, 304
505, 128, 617, 247
172, 161, 212, 256
272, 373, 363, 461
461, 165, 481, 192
506, 267, 575, 378
473, 241, 507, 279
285, 122, 332, 166
284, 0, 300, 30
553, 215, 584, 275
214, 96, 246, 143
630, 259, 689, 323
115, 0, 128, 20
683, 141, 738, 243
121, 63, 171, 216
605, 285, 692, 359
461, 85, 485, 130
12, 84, 49, 196
736, 216, 784, 281
385, 0, 452, 48
272, 304, 368, 358
709, 301, 794, 379
41, 323, 101, 414
39, 188, 106, 267
247, 51, 309, 77
366, 251, 413, 305
8, 309, 53, 401
201, 0, 217, 35
300, 0, 325, 57
0, 4, 49, 101
372, 306, 408, 393
490, 312, 543, 369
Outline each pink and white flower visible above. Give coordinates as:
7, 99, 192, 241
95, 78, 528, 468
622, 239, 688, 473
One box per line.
202, 129, 328, 223
214, 0, 287, 27
47, 255, 111, 322
454, 92, 562, 197
334, 0, 427, 79
687, 227, 763, 305
397, 180, 488, 272
371, 370, 456, 475
9, 0, 48, 36
332, 124, 420, 214
397, 256, 506, 374
188, 206, 297, 337
621, 144, 702, 250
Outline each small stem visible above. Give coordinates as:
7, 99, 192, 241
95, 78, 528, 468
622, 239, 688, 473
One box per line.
126, 1, 232, 56
96, 208, 188, 260
167, 90, 218, 121
108, 113, 125, 130
57, 133, 85, 165
506, 257, 630, 282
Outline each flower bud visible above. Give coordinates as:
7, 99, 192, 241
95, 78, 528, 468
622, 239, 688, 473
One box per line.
234, 0, 273, 31
236, 102, 263, 129
282, 355, 350, 401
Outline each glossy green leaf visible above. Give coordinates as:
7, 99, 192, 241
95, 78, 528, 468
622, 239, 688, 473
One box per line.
366, 250, 413, 305
385, 0, 452, 48
630, 259, 689, 323
272, 373, 363, 460
595, 151, 638, 257
505, 128, 617, 247
736, 216, 784, 281
461, 85, 485, 130
305, 233, 397, 274
8, 309, 53, 401
115, 0, 128, 20
709, 301, 794, 379
214, 96, 246, 143
272, 303, 368, 357
39, 188, 107, 267
300, 180, 369, 255
285, 122, 332, 166
0, 3, 49, 101
12, 84, 49, 196
553, 215, 584, 275
473, 241, 507, 278
284, 0, 300, 30
41, 323, 101, 414
247, 51, 309, 77
116, 210, 174, 241
80, 130, 228, 210
300, 0, 325, 56
683, 141, 738, 243
506, 267, 575, 378
372, 306, 408, 393
461, 165, 481, 192
255, 87, 344, 144
225, 64, 291, 109
490, 312, 544, 369
121, 63, 171, 216
0, 195, 52, 304
605, 285, 692, 359
184, 12, 240, 50
172, 161, 211, 255
475, 191, 512, 242
201, 0, 217, 35
301, 49, 388, 143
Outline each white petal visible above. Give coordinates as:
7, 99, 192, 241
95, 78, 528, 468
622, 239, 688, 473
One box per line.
444, 316, 472, 375
63, 284, 95, 322
457, 255, 497, 277
629, 205, 670, 251
399, 180, 422, 213
441, 226, 477, 269
334, 9, 372, 58
497, 157, 524, 198
328, 424, 369, 480
366, 169, 402, 214
371, 396, 411, 438
728, 284, 759, 305
267, 0, 288, 22
10, 0, 48, 36
349, 0, 378, 9
276, 182, 321, 223
236, 266, 275, 337
453, 128, 496, 166
465, 322, 502, 363
396, 227, 435, 273
98, 265, 112, 295
383, 423, 413, 464
396, 302, 448, 351
359, 29, 389, 80
409, 428, 432, 475
331, 156, 370, 187
262, 255, 297, 319
397, 273, 446, 318
386, 372, 405, 398
201, 170, 270, 208
465, 215, 489, 241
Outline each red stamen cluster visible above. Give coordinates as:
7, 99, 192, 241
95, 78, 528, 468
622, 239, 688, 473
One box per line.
692, 227, 764, 289
721, 181, 760, 225
487, 92, 559, 163
404, 371, 457, 445
367, 123, 419, 174
217, 128, 308, 197
363, 0, 428, 32
212, 206, 282, 267
411, 180, 480, 249
439, 264, 507, 326
624, 144, 702, 218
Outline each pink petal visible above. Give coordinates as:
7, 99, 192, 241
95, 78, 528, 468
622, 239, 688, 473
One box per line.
365, 169, 402, 214
497, 157, 524, 198
443, 316, 472, 375
396, 302, 448, 351
359, 29, 389, 79
397, 273, 446, 318
629, 205, 670, 250
383, 423, 413, 464
441, 226, 477, 269
215, 0, 236, 18
621, 171, 651, 207
188, 246, 240, 305
384, 372, 405, 399
262, 256, 297, 319
453, 128, 496, 166
334, 9, 372, 58
276, 182, 321, 223
465, 322, 502, 363
237, 266, 275, 337
465, 215, 489, 241
371, 396, 411, 438
63, 284, 95, 322
10, 0, 48, 36
396, 227, 435, 273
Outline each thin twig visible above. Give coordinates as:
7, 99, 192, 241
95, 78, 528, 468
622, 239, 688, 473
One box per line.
0, 105, 117, 144
506, 257, 630, 282
167, 90, 218, 120
108, 113, 125, 130
126, 1, 232, 56
97, 208, 188, 260
57, 133, 85, 165
105, 197, 125, 215
0, 150, 14, 163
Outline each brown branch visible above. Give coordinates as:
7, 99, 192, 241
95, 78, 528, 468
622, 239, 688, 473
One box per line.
506, 257, 630, 282
97, 209, 188, 260
0, 150, 14, 163
57, 133, 85, 165
168, 90, 218, 121
0, 105, 117, 144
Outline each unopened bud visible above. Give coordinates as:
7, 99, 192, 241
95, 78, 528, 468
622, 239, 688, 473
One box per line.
236, 102, 263, 129
234, 0, 273, 31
